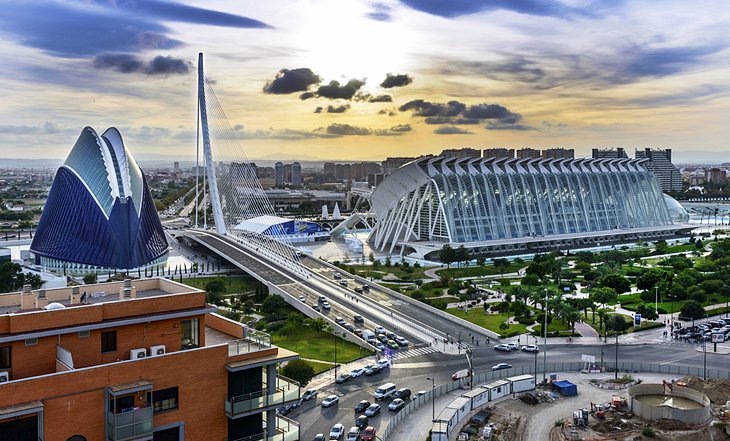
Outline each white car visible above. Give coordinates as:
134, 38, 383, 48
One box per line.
364, 403, 381, 416
376, 359, 390, 368
298, 295, 306, 302
330, 423, 345, 439
521, 344, 539, 352
349, 367, 366, 378
494, 344, 512, 352
321, 395, 339, 408
346, 426, 361, 441
395, 336, 409, 346
388, 398, 405, 411
506, 342, 520, 351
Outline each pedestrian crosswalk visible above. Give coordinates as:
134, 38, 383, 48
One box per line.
389, 345, 438, 361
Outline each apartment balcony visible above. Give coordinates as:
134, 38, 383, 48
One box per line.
106, 405, 153, 441
224, 375, 300, 418
227, 329, 272, 356
226, 415, 300, 441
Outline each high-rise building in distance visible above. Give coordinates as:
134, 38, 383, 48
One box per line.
592, 148, 628, 159
483, 148, 515, 159
440, 148, 481, 159
291, 161, 302, 187
542, 148, 574, 159
516, 148, 541, 159
635, 148, 682, 192
274, 162, 284, 188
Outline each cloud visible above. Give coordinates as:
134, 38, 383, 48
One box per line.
423, 117, 480, 125
326, 123, 372, 136
462, 104, 519, 120
399, 99, 465, 117
388, 124, 412, 133
263, 68, 322, 94
314, 104, 350, 113
433, 126, 474, 135
400, 99, 527, 129
378, 109, 397, 116
0, 1, 268, 58
380, 73, 413, 88
299, 92, 316, 100
366, 3, 393, 21
0, 122, 74, 135
92, 53, 192, 75
398, 0, 584, 19
359, 93, 393, 103
485, 122, 537, 131
312, 79, 366, 100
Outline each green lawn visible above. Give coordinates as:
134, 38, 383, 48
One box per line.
344, 264, 428, 281
304, 360, 334, 375
272, 327, 371, 363
582, 312, 663, 334
446, 308, 528, 337
185, 275, 261, 295
438, 261, 524, 279
531, 320, 574, 336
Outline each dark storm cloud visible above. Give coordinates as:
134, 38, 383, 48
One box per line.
380, 73, 413, 88
399, 100, 465, 117
368, 94, 394, 103
423, 117, 480, 125
366, 3, 392, 21
433, 126, 474, 135
326, 123, 372, 136
0, 1, 269, 58
300, 92, 316, 100
398, 0, 584, 19
314, 79, 366, 100
463, 104, 519, 120
314, 104, 351, 113
92, 53, 192, 75
263, 68, 322, 94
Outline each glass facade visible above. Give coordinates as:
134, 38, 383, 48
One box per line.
370, 157, 682, 253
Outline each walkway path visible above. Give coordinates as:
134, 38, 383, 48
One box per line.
573, 320, 599, 338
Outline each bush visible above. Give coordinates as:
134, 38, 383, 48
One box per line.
640, 291, 655, 303
515, 316, 536, 325
657, 308, 668, 314
641, 426, 656, 438
281, 359, 315, 386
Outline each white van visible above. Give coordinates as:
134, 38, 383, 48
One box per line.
374, 383, 397, 400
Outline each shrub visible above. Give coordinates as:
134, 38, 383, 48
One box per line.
516, 316, 536, 325
641, 426, 656, 438
657, 308, 668, 314
281, 359, 315, 386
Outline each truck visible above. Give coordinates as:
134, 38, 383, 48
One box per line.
362, 330, 377, 345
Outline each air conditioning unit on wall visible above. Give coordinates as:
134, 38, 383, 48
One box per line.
130, 348, 147, 360
0, 371, 9, 383
149, 345, 166, 356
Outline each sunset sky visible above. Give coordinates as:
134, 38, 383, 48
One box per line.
0, 0, 729, 163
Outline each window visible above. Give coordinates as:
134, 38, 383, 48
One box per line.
24, 338, 38, 346
101, 331, 117, 353
0, 346, 10, 369
180, 319, 199, 350
78, 330, 90, 338
148, 387, 179, 413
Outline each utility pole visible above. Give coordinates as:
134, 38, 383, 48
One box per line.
543, 288, 548, 382
614, 331, 619, 380
655, 286, 659, 317
426, 377, 435, 422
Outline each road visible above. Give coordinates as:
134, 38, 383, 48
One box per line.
291, 339, 730, 440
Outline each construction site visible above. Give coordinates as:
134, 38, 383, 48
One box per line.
451, 373, 730, 441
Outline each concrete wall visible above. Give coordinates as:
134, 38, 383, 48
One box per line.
628, 384, 711, 425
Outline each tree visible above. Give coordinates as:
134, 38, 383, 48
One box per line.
636, 268, 670, 291
83, 273, 98, 285
654, 240, 669, 254
278, 322, 298, 340
598, 274, 631, 295
493, 258, 510, 277
23, 272, 43, 289
0, 261, 25, 293
636, 303, 659, 321
261, 294, 289, 319
205, 280, 226, 305
439, 244, 456, 267
455, 246, 469, 267
605, 314, 631, 379
281, 359, 315, 386
590, 287, 617, 329
680, 300, 705, 321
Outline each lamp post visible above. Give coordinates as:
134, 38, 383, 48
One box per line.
426, 377, 436, 422
533, 336, 538, 376
655, 286, 659, 317
703, 314, 708, 380
543, 288, 548, 382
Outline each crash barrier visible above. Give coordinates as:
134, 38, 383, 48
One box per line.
381, 361, 728, 440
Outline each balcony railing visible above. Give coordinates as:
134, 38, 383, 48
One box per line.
107, 406, 153, 440
228, 329, 272, 356
224, 375, 300, 417
225, 415, 300, 441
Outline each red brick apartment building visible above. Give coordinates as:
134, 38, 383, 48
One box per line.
0, 278, 301, 441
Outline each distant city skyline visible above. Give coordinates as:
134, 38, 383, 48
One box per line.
0, 1, 729, 162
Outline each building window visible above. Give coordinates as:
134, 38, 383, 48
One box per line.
67, 436, 87, 441
78, 330, 90, 338
180, 319, 199, 350
148, 386, 179, 413
24, 338, 38, 346
0, 346, 10, 369
101, 331, 117, 353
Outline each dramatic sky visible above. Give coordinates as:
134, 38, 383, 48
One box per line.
0, 0, 729, 163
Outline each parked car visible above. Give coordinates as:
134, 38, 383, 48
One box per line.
395, 336, 409, 346
388, 398, 405, 411
349, 368, 366, 378
336, 374, 351, 384
521, 344, 540, 353
491, 363, 513, 371
494, 344, 512, 352
365, 365, 383, 376
416, 391, 427, 398
313, 434, 325, 441
346, 426, 360, 441
302, 389, 319, 401
277, 404, 294, 415
355, 414, 369, 429
330, 423, 344, 440
376, 359, 390, 368
394, 388, 411, 400
364, 403, 381, 417
321, 395, 339, 407
361, 426, 376, 441
354, 400, 371, 413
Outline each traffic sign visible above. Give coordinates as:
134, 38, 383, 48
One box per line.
634, 314, 641, 326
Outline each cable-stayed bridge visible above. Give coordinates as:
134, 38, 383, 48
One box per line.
180, 54, 495, 354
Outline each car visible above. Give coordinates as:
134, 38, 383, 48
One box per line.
321, 395, 339, 407
386, 331, 397, 340
355, 414, 369, 429
302, 389, 319, 401
362, 285, 370, 292
319, 295, 327, 303
354, 314, 364, 323
376, 359, 390, 368
322, 302, 331, 310
494, 344, 512, 352
334, 272, 342, 279
312, 304, 321, 312
354, 287, 363, 293
377, 334, 388, 343
506, 342, 520, 351
361, 426, 376, 441
277, 404, 294, 415
298, 295, 306, 302
330, 423, 345, 440
492, 363, 513, 371
386, 339, 399, 350
364, 403, 381, 417
345, 324, 355, 332
354, 328, 363, 337
313, 434, 326, 441
365, 365, 383, 376
354, 400, 371, 413
388, 398, 405, 411
416, 391, 427, 398
349, 368, 366, 378
395, 336, 409, 346
335, 317, 346, 326
346, 426, 360, 441
375, 342, 386, 351
521, 344, 540, 353
374, 326, 386, 334
340, 279, 348, 286
394, 388, 411, 400
336, 374, 351, 384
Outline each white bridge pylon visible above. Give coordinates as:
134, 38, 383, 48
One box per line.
194, 52, 308, 278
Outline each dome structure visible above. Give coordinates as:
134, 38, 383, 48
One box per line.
663, 194, 690, 223
31, 127, 168, 270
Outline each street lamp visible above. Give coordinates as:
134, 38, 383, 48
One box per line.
533, 336, 538, 376
655, 286, 659, 317
426, 377, 436, 422
543, 288, 548, 382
